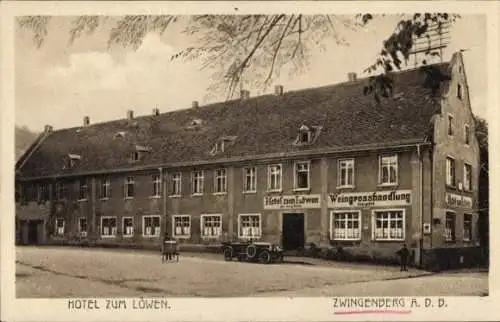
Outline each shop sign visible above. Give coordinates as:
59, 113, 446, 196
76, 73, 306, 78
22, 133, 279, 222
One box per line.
445, 193, 473, 209
263, 194, 321, 210
328, 190, 412, 208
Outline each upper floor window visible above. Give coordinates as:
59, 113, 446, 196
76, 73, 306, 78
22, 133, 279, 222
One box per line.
214, 169, 227, 194
464, 124, 470, 145
457, 83, 463, 100
447, 114, 454, 136
152, 174, 162, 197
379, 155, 398, 185
171, 172, 182, 196
243, 167, 257, 193
78, 180, 88, 201
268, 164, 282, 192
99, 178, 110, 199
192, 171, 204, 195
211, 136, 237, 155
66, 153, 81, 169
446, 157, 456, 187
338, 159, 355, 188
124, 176, 135, 198
55, 182, 68, 200
464, 163, 472, 191
294, 161, 310, 190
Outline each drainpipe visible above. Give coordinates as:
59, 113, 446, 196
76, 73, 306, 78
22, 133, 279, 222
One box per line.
160, 167, 167, 237
417, 144, 424, 267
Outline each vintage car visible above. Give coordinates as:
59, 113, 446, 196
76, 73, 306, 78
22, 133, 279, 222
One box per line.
221, 241, 284, 264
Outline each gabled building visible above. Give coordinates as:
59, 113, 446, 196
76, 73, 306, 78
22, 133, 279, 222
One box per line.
15, 52, 481, 270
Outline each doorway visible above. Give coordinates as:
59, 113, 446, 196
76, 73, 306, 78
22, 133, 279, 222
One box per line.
282, 213, 305, 250
27, 220, 42, 244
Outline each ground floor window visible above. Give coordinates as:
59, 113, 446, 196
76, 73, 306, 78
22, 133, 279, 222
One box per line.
173, 215, 191, 238
463, 214, 472, 241
239, 214, 261, 239
101, 217, 117, 237
78, 217, 87, 237
373, 210, 404, 241
201, 215, 222, 238
55, 218, 65, 236
123, 217, 134, 237
445, 212, 456, 241
331, 211, 361, 240
143, 216, 161, 237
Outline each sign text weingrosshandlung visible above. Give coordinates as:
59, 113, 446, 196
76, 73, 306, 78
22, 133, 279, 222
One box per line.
328, 190, 412, 208
264, 194, 321, 210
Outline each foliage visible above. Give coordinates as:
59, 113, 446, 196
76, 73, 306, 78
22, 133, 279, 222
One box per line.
18, 13, 459, 100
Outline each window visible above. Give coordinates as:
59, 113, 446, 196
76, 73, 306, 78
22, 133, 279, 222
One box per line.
379, 155, 398, 185
125, 176, 135, 198
123, 217, 134, 237
143, 216, 160, 237
268, 164, 282, 191
201, 215, 222, 238
464, 124, 470, 145
131, 151, 141, 162
101, 217, 117, 237
78, 218, 87, 237
373, 210, 404, 241
338, 159, 355, 187
447, 114, 454, 136
294, 161, 310, 190
445, 212, 455, 241
214, 169, 227, 194
463, 214, 472, 241
173, 215, 191, 237
152, 174, 162, 197
446, 157, 456, 187
55, 218, 65, 236
457, 83, 462, 100
99, 178, 110, 199
37, 184, 50, 202
171, 172, 181, 196
331, 211, 361, 240
299, 130, 311, 143
243, 167, 257, 193
464, 164, 472, 191
238, 214, 261, 239
55, 182, 68, 200
78, 180, 88, 200
191, 171, 204, 195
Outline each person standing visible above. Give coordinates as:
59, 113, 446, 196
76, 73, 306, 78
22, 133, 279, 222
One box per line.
397, 244, 410, 271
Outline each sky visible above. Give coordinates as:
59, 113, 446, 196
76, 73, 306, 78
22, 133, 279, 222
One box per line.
15, 14, 487, 132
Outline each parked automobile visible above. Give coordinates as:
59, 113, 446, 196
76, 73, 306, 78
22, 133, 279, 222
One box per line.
221, 241, 284, 264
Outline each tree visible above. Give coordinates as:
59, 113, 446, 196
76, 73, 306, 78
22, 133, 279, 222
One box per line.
18, 13, 459, 99
474, 116, 489, 260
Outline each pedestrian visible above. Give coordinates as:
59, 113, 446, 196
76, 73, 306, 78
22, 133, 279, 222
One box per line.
397, 243, 410, 271
161, 235, 170, 263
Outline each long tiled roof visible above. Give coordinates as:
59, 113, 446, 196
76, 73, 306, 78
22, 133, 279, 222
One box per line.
17, 62, 452, 179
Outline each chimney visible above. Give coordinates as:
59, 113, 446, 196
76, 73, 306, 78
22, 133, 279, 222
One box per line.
83, 116, 90, 127
274, 85, 284, 96
127, 110, 134, 120
44, 125, 53, 133
153, 108, 160, 116
192, 101, 199, 109
347, 72, 357, 82
240, 90, 250, 100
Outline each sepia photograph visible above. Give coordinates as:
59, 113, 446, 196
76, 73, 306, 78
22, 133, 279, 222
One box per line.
2, 1, 499, 321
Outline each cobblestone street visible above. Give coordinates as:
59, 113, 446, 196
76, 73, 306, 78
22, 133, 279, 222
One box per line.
16, 246, 488, 298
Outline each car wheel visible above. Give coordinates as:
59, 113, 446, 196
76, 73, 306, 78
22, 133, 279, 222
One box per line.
259, 250, 272, 264
223, 247, 233, 261
246, 245, 257, 259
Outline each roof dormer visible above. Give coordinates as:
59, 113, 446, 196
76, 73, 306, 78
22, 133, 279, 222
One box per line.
294, 124, 322, 145
64, 153, 81, 169
210, 136, 237, 155
130, 145, 151, 163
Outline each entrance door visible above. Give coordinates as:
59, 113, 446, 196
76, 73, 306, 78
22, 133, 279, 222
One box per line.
282, 213, 305, 250
27, 220, 40, 245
